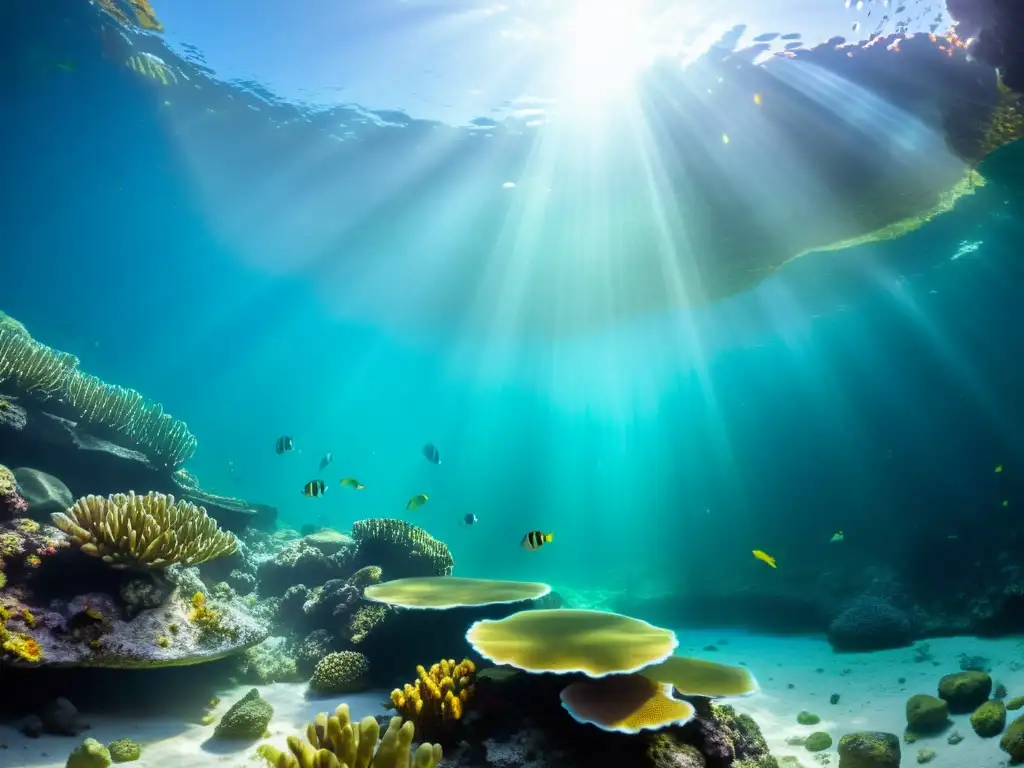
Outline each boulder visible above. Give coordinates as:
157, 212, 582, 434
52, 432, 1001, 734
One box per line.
905, 694, 949, 734
938, 671, 992, 714
837, 732, 900, 768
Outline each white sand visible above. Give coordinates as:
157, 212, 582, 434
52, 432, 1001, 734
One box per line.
2, 632, 1021, 766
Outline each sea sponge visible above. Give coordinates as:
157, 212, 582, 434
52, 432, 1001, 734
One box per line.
640, 655, 759, 697
365, 576, 551, 610
2, 631, 42, 663
390, 658, 475, 734
970, 699, 1007, 738
310, 651, 371, 694
255, 704, 441, 768
107, 738, 142, 763
214, 688, 274, 740
64, 372, 196, 468
466, 609, 678, 677
351, 518, 454, 577
53, 491, 237, 569
559, 674, 695, 733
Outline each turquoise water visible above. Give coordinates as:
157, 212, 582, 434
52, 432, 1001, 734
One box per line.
2, 0, 1023, 607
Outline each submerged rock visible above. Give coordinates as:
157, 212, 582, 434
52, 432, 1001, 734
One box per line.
828, 598, 912, 652
905, 694, 949, 734
938, 671, 992, 713
836, 732, 900, 768
66, 738, 111, 768
107, 739, 142, 763
214, 688, 273, 740
970, 699, 1007, 737
1001, 713, 1024, 762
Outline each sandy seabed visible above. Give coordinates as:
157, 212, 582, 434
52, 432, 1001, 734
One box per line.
2, 631, 1022, 767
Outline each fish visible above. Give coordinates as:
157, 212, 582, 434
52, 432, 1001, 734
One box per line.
406, 493, 429, 511
319, 452, 333, 470
302, 479, 326, 497
340, 478, 365, 490
462, 513, 478, 526
753, 93, 762, 105
995, 465, 1003, 473
830, 531, 844, 543
422, 443, 441, 464
752, 550, 777, 568
521, 530, 553, 551
276, 436, 294, 454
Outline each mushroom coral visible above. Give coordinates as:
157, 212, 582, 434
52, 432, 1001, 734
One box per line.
560, 674, 696, 734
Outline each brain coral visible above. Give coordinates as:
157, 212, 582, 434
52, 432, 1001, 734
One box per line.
310, 651, 371, 694
827, 597, 912, 652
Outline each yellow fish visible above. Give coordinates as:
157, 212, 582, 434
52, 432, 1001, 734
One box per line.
995, 465, 1003, 473
339, 478, 365, 490
406, 493, 428, 511
752, 550, 776, 568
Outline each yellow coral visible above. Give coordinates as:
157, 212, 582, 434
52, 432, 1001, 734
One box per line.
391, 658, 475, 737
0, 570, 6, 590
2, 632, 42, 663
256, 703, 441, 768
20, 609, 34, 626
156, 635, 170, 648
188, 592, 237, 639
12, 518, 39, 533
53, 491, 237, 569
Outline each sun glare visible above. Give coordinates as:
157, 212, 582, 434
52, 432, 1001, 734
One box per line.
558, 3, 654, 105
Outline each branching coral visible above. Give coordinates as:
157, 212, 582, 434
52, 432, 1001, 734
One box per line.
351, 518, 454, 578
65, 373, 197, 467
53, 491, 238, 569
257, 703, 442, 768
390, 658, 476, 736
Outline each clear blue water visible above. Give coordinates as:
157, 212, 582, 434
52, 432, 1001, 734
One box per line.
2, 0, 1023, 602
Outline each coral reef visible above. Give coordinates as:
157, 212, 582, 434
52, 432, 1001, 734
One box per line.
390, 658, 476, 738
310, 650, 371, 694
827, 598, 912, 652
53, 491, 238, 568
256, 704, 442, 768
239, 637, 301, 684
0, 463, 29, 518
215, 687, 274, 739
351, 518, 454, 578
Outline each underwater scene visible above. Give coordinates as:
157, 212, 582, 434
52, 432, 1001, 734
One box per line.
2, 0, 1024, 766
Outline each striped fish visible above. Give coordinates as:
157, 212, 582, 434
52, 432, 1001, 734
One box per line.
521, 530, 553, 551
276, 436, 294, 454
302, 479, 326, 497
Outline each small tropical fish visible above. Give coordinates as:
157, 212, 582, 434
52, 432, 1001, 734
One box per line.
319, 452, 333, 470
406, 493, 429, 511
340, 478, 365, 490
995, 465, 1003, 473
422, 443, 441, 464
302, 479, 326, 497
521, 530, 553, 551
830, 531, 844, 543
276, 436, 294, 454
752, 550, 777, 568
462, 513, 478, 526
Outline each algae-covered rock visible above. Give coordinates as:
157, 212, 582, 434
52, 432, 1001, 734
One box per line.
915, 748, 936, 764
805, 732, 832, 752
107, 739, 141, 763
1000, 713, 1024, 762
66, 738, 111, 768
1009, 696, 1024, 711
797, 711, 821, 725
971, 699, 1007, 737
905, 694, 949, 734
938, 670, 992, 713
837, 732, 900, 768
309, 650, 370, 694
214, 688, 273, 739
